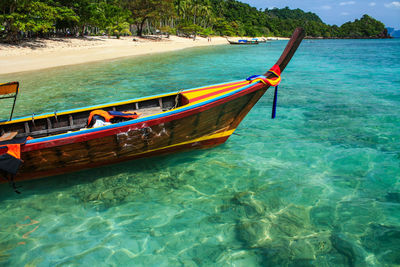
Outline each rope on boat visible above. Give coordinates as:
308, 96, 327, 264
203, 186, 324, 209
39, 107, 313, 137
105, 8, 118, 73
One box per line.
247, 65, 282, 119
31, 113, 35, 128
54, 111, 58, 125
173, 88, 184, 110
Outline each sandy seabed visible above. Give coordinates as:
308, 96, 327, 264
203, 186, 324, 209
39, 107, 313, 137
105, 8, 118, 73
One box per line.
0, 35, 229, 75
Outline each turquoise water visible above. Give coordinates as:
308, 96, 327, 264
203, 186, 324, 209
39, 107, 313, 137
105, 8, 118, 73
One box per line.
0, 39, 399, 266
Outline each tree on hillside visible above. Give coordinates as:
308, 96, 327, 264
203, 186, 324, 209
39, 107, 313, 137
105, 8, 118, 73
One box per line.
100, 1, 131, 38
125, 0, 175, 36
0, 0, 76, 42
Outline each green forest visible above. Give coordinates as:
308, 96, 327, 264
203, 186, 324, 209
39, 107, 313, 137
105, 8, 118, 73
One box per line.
0, 0, 388, 43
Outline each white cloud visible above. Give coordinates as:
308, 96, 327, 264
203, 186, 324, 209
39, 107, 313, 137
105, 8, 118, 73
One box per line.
384, 1, 400, 8
321, 5, 332, 10
369, 2, 376, 6
341, 12, 350, 15
340, 1, 356, 5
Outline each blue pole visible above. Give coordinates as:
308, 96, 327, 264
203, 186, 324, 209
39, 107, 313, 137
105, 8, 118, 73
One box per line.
271, 86, 278, 119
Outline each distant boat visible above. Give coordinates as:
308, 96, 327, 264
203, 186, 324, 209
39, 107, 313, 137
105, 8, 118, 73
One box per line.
227, 39, 259, 45
252, 38, 267, 43
0, 28, 305, 186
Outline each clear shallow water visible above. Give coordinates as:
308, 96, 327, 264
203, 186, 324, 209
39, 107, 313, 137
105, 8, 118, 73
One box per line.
0, 39, 399, 266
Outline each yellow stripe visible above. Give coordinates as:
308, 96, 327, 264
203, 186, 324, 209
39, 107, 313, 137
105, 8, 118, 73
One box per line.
182, 81, 248, 102
128, 129, 236, 157
251, 76, 280, 87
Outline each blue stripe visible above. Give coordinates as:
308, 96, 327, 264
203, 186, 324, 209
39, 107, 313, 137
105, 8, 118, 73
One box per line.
26, 81, 257, 145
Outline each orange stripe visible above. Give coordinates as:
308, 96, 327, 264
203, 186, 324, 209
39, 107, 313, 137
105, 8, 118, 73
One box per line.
188, 84, 249, 103
184, 81, 246, 94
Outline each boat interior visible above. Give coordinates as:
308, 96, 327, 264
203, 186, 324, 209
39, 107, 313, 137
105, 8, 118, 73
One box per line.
0, 89, 185, 140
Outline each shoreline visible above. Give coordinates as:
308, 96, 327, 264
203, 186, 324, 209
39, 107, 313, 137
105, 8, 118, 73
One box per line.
1, 34, 391, 76
0, 35, 291, 75
0, 36, 229, 75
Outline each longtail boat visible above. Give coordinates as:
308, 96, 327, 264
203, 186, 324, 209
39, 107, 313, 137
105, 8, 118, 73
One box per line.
0, 28, 305, 188
252, 38, 267, 43
228, 39, 259, 45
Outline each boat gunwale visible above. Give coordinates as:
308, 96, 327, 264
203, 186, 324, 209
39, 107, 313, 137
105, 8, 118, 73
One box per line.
23, 80, 266, 150
0, 79, 245, 126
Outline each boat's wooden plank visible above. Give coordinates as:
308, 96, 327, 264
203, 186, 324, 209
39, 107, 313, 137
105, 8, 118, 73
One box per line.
140, 107, 163, 117
22, 148, 63, 171
24, 122, 29, 133
27, 124, 86, 137
116, 129, 147, 157
60, 142, 90, 167
87, 135, 118, 163
0, 131, 18, 142
47, 118, 52, 129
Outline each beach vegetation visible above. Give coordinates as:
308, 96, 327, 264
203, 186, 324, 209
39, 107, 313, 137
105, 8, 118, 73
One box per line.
0, 0, 389, 43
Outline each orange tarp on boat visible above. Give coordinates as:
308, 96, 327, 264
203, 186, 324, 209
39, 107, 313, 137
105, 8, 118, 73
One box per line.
0, 82, 19, 96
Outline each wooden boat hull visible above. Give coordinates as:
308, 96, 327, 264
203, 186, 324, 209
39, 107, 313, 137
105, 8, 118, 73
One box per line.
17, 86, 266, 181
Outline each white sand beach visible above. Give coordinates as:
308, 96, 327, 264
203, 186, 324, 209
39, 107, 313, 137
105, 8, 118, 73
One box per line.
0, 36, 229, 75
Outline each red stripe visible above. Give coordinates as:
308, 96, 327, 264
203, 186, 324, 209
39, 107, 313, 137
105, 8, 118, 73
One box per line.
189, 83, 249, 103
183, 81, 245, 94
22, 82, 266, 152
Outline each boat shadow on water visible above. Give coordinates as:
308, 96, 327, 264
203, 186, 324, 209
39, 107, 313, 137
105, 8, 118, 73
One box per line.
0, 147, 221, 204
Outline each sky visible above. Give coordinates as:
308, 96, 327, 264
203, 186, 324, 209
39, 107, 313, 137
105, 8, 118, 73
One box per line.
241, 0, 400, 29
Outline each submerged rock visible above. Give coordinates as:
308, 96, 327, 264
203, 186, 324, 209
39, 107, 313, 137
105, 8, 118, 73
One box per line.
331, 233, 368, 267
270, 204, 311, 237
289, 239, 316, 261
361, 223, 400, 265
74, 170, 186, 209
384, 192, 400, 203
230, 191, 266, 219
236, 220, 271, 248
228, 192, 340, 265
310, 205, 336, 229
